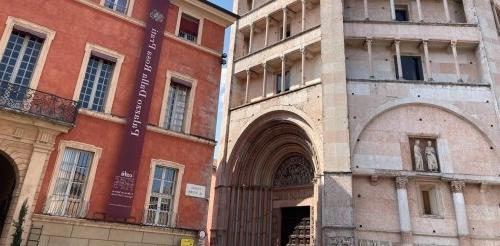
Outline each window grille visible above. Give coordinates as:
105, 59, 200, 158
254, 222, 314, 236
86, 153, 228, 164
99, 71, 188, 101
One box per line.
45, 148, 93, 218
164, 82, 189, 132
145, 166, 178, 227
104, 0, 129, 14
78, 55, 115, 112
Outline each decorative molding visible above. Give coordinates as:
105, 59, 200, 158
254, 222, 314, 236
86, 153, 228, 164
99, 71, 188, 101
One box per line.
273, 156, 313, 186
329, 236, 354, 246
450, 180, 465, 193
395, 176, 408, 189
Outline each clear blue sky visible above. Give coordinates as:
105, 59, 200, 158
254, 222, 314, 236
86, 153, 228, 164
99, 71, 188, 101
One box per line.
209, 0, 233, 158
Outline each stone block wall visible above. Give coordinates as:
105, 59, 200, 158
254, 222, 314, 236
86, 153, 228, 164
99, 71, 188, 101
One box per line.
30, 215, 198, 246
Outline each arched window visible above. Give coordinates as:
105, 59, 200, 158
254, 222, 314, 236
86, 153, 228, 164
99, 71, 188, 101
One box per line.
273, 156, 313, 186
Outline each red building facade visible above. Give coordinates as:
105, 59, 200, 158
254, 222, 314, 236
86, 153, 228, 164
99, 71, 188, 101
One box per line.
0, 0, 236, 245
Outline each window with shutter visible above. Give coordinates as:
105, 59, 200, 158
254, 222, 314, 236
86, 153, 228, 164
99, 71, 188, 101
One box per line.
179, 14, 200, 42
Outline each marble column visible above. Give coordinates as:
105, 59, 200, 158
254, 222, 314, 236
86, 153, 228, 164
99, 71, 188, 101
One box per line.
301, 0, 306, 31
389, 0, 396, 20
394, 40, 403, 79
248, 24, 254, 54
261, 63, 267, 98
416, 0, 423, 22
443, 0, 451, 23
300, 47, 306, 85
366, 38, 374, 79
395, 177, 413, 245
280, 55, 286, 92
422, 40, 433, 81
245, 69, 250, 103
450, 181, 471, 246
264, 16, 270, 46
282, 8, 288, 40
363, 0, 369, 20
450, 40, 462, 82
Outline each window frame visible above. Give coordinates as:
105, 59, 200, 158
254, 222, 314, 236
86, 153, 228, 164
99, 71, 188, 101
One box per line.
0, 16, 55, 90
175, 8, 204, 45
394, 4, 410, 22
44, 141, 103, 218
144, 159, 185, 227
417, 182, 444, 218
159, 71, 197, 134
100, 0, 135, 16
395, 55, 424, 80
73, 43, 124, 114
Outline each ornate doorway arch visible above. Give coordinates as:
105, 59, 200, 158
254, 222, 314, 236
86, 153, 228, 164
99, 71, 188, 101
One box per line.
0, 152, 16, 239
215, 111, 319, 246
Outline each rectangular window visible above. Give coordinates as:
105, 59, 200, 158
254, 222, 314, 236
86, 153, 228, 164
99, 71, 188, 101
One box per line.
104, 0, 129, 14
395, 56, 424, 80
420, 186, 441, 216
395, 5, 409, 21
164, 81, 190, 132
0, 30, 44, 87
275, 71, 290, 93
179, 14, 200, 43
279, 24, 291, 40
78, 55, 115, 112
45, 148, 94, 218
145, 165, 178, 226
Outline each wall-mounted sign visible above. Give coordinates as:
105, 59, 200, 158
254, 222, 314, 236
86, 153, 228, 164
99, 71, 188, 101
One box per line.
185, 183, 206, 199
106, 0, 171, 220
180, 238, 194, 246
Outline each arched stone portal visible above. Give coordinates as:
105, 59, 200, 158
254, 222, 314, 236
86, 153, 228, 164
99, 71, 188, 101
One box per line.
214, 112, 319, 246
0, 152, 16, 240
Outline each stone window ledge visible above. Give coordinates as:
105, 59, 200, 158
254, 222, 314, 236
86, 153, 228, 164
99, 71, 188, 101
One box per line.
347, 78, 491, 88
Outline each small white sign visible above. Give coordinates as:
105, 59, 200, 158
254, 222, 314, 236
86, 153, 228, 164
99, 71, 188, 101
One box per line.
186, 183, 206, 199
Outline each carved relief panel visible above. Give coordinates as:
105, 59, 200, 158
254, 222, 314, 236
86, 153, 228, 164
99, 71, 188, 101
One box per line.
409, 137, 440, 172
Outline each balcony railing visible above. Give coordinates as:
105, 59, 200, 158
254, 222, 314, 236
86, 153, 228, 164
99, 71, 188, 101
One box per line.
43, 195, 89, 218
0, 80, 79, 125
143, 208, 176, 228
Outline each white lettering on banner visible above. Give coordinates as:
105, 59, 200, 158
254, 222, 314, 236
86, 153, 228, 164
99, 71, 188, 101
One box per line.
130, 28, 159, 137
186, 184, 206, 199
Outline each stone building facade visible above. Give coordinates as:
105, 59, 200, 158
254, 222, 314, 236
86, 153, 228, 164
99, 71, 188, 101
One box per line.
211, 0, 500, 245
0, 0, 236, 245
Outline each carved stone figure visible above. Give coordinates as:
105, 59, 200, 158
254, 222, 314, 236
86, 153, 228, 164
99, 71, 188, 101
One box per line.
425, 141, 439, 171
413, 140, 424, 171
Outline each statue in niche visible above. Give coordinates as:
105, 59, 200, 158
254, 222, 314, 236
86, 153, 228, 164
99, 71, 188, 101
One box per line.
413, 140, 424, 171
425, 140, 439, 172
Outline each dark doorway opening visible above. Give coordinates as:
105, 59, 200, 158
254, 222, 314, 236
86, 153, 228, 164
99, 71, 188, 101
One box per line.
280, 206, 310, 246
0, 153, 15, 237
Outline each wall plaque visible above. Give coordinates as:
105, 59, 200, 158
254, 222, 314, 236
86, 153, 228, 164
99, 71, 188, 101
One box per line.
186, 183, 206, 199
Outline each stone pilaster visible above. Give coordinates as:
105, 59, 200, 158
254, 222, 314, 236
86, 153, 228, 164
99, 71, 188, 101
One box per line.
450, 180, 471, 246
395, 177, 413, 246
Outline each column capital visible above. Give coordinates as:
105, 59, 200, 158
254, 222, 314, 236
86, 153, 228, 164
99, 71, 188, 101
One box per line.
450, 40, 458, 47
280, 54, 286, 60
393, 39, 401, 46
395, 176, 408, 189
451, 180, 465, 193
261, 62, 267, 68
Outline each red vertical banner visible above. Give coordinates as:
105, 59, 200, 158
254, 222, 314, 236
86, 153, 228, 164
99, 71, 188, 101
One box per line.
106, 0, 170, 220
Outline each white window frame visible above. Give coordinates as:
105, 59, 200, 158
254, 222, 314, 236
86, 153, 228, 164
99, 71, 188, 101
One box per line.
159, 71, 197, 134
44, 140, 103, 217
100, 0, 135, 16
0, 16, 55, 90
144, 159, 184, 227
417, 182, 444, 218
73, 43, 123, 114
175, 7, 204, 45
